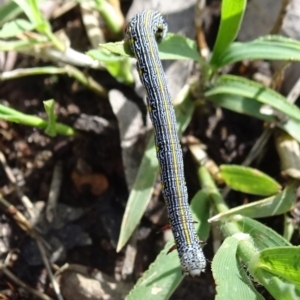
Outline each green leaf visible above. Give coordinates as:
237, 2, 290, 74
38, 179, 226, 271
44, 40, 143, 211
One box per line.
97, 33, 201, 61
2, 0, 47, 27
206, 93, 272, 120
0, 1, 22, 27
88, 49, 134, 83
125, 239, 183, 300
12, 0, 40, 26
43, 99, 57, 137
117, 87, 195, 252
255, 269, 300, 300
12, 0, 63, 51
125, 189, 210, 300
212, 236, 264, 300
210, 183, 296, 221
214, 35, 300, 70
0, 19, 35, 38
235, 216, 291, 251
157, 33, 200, 62
206, 93, 300, 143
205, 75, 300, 123
190, 190, 211, 241
251, 247, 300, 287
88, 47, 126, 62
105, 58, 134, 84
210, 0, 247, 66
117, 135, 157, 253
220, 165, 281, 196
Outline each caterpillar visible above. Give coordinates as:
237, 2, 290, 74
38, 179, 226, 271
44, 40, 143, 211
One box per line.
126, 10, 206, 276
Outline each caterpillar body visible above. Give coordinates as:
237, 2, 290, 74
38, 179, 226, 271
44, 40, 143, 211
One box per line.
126, 10, 206, 276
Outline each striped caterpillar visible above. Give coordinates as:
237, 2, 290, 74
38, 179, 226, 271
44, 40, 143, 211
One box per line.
126, 9, 206, 276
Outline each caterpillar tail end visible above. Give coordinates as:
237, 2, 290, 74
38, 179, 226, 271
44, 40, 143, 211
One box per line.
185, 266, 205, 277
180, 244, 206, 277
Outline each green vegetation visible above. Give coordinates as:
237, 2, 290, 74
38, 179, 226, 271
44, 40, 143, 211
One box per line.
1, 0, 300, 299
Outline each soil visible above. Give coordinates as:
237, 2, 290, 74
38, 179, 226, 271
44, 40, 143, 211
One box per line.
0, 1, 298, 300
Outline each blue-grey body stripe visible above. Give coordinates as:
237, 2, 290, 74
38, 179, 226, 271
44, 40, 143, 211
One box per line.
126, 10, 206, 276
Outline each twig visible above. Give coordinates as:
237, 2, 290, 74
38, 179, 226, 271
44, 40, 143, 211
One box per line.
46, 161, 63, 223
0, 264, 55, 300
0, 195, 37, 235
195, 0, 209, 60
0, 196, 62, 299
36, 240, 64, 300
0, 151, 34, 218
286, 76, 300, 104
270, 0, 290, 34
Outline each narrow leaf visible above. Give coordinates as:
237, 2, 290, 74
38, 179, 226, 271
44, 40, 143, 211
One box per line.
0, 19, 35, 38
215, 35, 300, 70
212, 236, 264, 300
12, 0, 38, 26
206, 93, 300, 143
220, 164, 281, 196
210, 183, 296, 222
0, 1, 22, 27
205, 75, 300, 123
210, 0, 247, 66
125, 239, 183, 300
235, 216, 291, 251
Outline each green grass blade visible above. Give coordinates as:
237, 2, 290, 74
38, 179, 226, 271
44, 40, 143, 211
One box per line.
212, 236, 264, 300
12, 0, 39, 26
125, 189, 210, 300
205, 75, 300, 123
210, 0, 247, 67
117, 86, 195, 252
126, 239, 183, 300
93, 0, 123, 36
220, 165, 281, 196
235, 216, 291, 250
12, 0, 64, 50
210, 183, 296, 222
117, 134, 157, 252
206, 93, 300, 143
215, 35, 300, 70
206, 93, 273, 121
0, 1, 22, 27
97, 33, 201, 61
